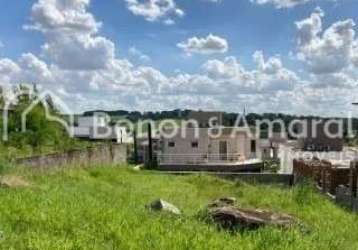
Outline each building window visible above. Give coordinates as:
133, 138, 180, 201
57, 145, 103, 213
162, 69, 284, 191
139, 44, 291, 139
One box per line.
191, 141, 199, 148
168, 141, 175, 148
251, 140, 256, 153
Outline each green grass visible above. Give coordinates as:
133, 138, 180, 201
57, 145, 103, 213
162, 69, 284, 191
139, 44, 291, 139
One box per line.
0, 140, 107, 161
0, 166, 357, 250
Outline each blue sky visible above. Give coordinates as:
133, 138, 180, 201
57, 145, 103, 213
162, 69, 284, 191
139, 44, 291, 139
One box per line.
0, 0, 358, 115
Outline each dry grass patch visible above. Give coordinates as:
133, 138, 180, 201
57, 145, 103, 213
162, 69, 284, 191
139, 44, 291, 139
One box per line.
0, 175, 31, 188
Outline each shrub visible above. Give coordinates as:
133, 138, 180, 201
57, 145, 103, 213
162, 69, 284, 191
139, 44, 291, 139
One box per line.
145, 159, 159, 170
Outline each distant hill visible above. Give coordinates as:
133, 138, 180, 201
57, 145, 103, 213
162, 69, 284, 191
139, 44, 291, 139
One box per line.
83, 109, 192, 122
80, 109, 358, 143
81, 109, 334, 126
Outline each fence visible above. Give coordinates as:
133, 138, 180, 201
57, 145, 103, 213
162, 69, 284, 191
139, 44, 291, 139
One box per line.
293, 158, 358, 211
158, 153, 248, 165
15, 144, 127, 169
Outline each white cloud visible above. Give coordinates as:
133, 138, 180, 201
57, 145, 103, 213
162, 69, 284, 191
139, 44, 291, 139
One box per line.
26, 0, 100, 34
351, 39, 358, 67
291, 8, 358, 107
163, 18, 175, 25
129, 47, 151, 63
26, 0, 114, 71
295, 7, 324, 48
251, 0, 311, 9
125, 0, 184, 24
253, 51, 283, 74
202, 56, 243, 79
201, 52, 299, 93
41, 35, 115, 70
18, 53, 53, 81
0, 58, 21, 85
309, 71, 358, 89
296, 8, 358, 74
177, 34, 229, 55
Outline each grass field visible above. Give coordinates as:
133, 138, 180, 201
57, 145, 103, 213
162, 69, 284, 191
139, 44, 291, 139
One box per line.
0, 140, 105, 161
0, 165, 357, 250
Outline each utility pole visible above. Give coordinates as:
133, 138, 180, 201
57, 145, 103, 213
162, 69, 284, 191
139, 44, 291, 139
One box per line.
148, 123, 153, 164
133, 130, 138, 164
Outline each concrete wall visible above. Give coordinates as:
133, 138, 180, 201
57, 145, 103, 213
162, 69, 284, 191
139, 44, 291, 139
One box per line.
156, 171, 293, 186
15, 144, 127, 168
210, 138, 233, 156
158, 162, 263, 172
222, 173, 294, 186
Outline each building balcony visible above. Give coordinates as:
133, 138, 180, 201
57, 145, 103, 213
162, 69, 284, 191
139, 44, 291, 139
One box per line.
157, 153, 263, 172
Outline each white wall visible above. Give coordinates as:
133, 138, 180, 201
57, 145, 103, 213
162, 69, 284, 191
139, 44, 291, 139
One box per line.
78, 116, 107, 127
162, 129, 210, 157
160, 128, 258, 164
114, 126, 130, 144
73, 127, 90, 138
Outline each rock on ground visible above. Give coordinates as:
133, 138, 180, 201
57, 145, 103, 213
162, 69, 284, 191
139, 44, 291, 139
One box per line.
133, 165, 144, 171
208, 197, 237, 208
148, 199, 181, 215
203, 198, 297, 231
